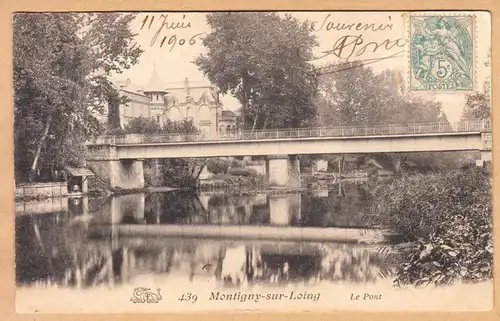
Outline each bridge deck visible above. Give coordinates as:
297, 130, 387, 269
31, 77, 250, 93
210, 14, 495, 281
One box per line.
91, 120, 491, 146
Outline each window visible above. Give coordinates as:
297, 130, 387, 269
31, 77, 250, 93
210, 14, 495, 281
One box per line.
169, 107, 182, 121
156, 115, 160, 123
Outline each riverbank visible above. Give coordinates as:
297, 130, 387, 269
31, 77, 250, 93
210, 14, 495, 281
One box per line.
112, 186, 182, 194
375, 167, 492, 287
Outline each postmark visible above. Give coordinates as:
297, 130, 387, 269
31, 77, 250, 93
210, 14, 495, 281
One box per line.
409, 14, 475, 91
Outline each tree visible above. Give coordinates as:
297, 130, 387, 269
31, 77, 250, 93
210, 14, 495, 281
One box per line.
314, 61, 453, 172
123, 116, 163, 134
462, 89, 490, 121
162, 119, 200, 134
315, 61, 446, 126
462, 49, 491, 121
121, 117, 200, 135
14, 13, 143, 182
194, 12, 318, 130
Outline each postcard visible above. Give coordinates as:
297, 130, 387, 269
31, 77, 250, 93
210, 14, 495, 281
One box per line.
13, 11, 492, 313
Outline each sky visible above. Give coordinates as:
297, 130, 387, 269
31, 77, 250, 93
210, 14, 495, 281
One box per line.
114, 11, 491, 124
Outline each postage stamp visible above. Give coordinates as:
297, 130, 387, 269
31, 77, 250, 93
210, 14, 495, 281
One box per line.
409, 14, 475, 91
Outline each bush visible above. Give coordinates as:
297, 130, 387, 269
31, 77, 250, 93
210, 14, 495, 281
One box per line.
206, 159, 231, 175
236, 174, 266, 190
229, 167, 258, 177
376, 168, 492, 286
121, 117, 200, 135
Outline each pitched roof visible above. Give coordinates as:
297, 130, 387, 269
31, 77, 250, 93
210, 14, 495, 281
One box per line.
115, 78, 145, 94
222, 110, 236, 117
64, 166, 95, 177
220, 110, 238, 120
144, 66, 166, 92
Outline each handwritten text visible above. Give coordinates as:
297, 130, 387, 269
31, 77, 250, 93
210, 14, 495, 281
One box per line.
310, 14, 393, 33
140, 14, 206, 51
312, 35, 407, 61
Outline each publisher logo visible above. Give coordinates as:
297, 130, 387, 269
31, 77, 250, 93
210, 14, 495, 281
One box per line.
130, 287, 163, 304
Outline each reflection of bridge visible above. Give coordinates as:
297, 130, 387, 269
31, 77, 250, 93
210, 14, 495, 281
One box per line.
86, 120, 492, 189
91, 224, 386, 243
89, 192, 387, 244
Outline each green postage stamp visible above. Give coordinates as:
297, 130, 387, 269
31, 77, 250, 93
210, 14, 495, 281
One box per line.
409, 14, 475, 91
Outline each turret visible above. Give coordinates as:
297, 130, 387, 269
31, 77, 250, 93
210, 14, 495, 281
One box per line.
143, 64, 167, 104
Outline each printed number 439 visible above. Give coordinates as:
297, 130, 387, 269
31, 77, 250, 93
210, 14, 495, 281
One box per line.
178, 292, 197, 303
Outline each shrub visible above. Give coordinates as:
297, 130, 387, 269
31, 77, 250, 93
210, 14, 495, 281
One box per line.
238, 174, 266, 189
376, 168, 492, 286
206, 159, 231, 175
229, 167, 258, 177
123, 116, 162, 134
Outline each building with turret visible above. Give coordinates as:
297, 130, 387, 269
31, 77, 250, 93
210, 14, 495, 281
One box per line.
114, 68, 239, 138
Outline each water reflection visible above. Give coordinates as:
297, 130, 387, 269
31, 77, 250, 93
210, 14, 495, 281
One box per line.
87, 181, 381, 228
16, 179, 394, 289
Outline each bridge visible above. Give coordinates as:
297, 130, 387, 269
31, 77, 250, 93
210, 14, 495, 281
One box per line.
86, 120, 492, 189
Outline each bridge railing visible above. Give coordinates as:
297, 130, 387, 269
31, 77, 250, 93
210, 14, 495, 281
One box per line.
92, 119, 491, 145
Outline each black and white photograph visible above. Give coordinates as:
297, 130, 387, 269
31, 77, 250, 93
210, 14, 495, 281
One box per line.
13, 11, 492, 312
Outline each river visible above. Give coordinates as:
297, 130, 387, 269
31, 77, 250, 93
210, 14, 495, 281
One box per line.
16, 178, 398, 292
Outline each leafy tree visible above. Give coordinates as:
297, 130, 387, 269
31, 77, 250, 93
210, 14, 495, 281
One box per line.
314, 61, 453, 172
14, 13, 143, 182
462, 89, 490, 121
121, 117, 200, 135
462, 50, 491, 121
194, 12, 318, 130
206, 159, 231, 175
162, 119, 200, 134
123, 116, 163, 134
315, 61, 446, 126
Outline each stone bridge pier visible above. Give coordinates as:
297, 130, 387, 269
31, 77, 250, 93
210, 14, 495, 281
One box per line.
86, 144, 145, 190
476, 133, 492, 167
265, 155, 300, 188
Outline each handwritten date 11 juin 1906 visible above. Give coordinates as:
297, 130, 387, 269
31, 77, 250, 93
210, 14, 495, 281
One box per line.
141, 14, 206, 51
